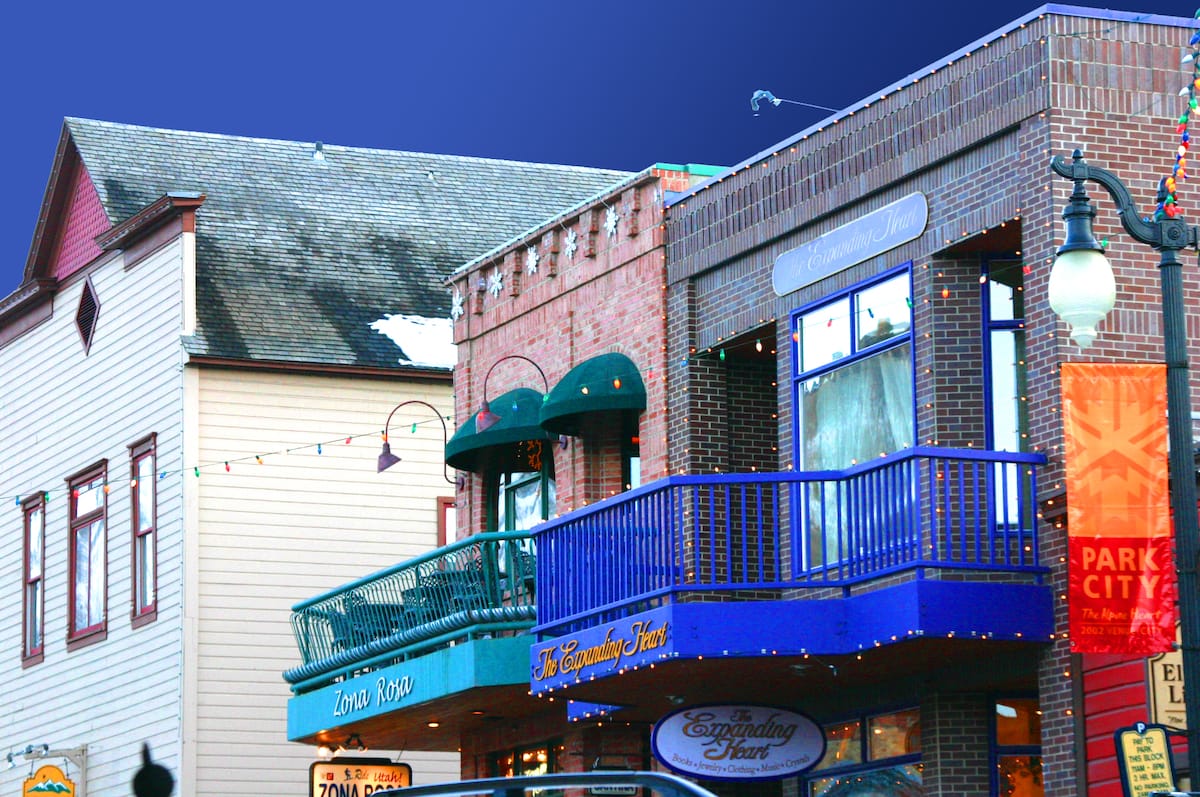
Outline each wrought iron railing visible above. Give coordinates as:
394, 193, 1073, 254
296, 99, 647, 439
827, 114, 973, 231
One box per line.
533, 447, 1048, 635
285, 531, 536, 693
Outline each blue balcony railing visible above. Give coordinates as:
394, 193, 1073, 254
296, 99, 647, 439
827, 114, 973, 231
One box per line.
284, 531, 537, 693
533, 447, 1048, 635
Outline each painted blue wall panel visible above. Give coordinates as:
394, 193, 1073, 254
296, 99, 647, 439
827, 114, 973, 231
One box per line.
531, 581, 1051, 692
288, 635, 530, 741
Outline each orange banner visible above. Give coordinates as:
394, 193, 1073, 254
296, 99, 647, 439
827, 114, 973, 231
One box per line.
1061, 363, 1176, 654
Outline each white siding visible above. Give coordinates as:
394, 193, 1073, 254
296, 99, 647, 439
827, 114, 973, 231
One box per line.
0, 242, 187, 795
193, 369, 460, 796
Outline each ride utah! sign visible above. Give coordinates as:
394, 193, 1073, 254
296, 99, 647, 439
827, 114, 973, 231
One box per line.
651, 704, 824, 781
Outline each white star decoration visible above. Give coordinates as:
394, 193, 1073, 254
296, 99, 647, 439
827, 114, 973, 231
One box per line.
564, 229, 578, 259
604, 206, 620, 237
487, 268, 504, 297
450, 289, 464, 320
525, 246, 539, 274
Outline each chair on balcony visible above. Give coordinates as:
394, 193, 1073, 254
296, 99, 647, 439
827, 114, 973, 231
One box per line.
513, 548, 536, 599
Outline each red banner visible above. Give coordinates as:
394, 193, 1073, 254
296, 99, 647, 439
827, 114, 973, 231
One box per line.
1061, 363, 1176, 654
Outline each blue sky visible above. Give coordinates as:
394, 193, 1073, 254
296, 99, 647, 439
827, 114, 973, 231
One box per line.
1, 0, 1195, 296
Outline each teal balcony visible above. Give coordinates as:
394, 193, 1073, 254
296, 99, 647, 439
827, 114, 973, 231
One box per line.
284, 531, 536, 694
284, 448, 1053, 747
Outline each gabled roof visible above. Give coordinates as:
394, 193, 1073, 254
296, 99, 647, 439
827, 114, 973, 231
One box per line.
24, 118, 630, 370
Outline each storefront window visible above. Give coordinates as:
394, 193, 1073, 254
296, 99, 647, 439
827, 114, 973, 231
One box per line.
868, 709, 921, 759
806, 708, 922, 797
809, 764, 924, 797
995, 698, 1042, 797
489, 742, 559, 777
813, 720, 863, 770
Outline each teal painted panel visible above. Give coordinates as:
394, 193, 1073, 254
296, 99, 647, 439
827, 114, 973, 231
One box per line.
288, 635, 530, 740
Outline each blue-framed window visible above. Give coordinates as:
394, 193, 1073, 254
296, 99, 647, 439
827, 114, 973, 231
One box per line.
791, 266, 915, 567
804, 707, 923, 796
792, 266, 915, 470
982, 259, 1030, 528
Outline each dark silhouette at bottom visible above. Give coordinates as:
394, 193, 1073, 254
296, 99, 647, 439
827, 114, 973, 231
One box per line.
132, 744, 173, 797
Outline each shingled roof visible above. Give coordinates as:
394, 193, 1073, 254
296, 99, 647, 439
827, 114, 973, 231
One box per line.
60, 118, 631, 370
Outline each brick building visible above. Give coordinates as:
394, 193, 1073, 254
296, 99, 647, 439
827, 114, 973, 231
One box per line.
284, 6, 1200, 797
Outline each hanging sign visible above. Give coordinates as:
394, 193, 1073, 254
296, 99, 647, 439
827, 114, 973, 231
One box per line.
23, 764, 76, 797
772, 192, 927, 296
1147, 623, 1186, 729
1114, 722, 1176, 797
310, 758, 411, 797
1061, 363, 1177, 654
651, 704, 824, 781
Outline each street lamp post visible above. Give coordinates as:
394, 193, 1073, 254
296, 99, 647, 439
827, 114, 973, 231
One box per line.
1049, 149, 1200, 780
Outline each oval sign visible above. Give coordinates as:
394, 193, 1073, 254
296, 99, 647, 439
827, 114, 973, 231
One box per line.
772, 191, 928, 296
651, 704, 825, 781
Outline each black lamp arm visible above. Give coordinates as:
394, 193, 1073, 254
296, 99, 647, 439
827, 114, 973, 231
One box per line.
480, 354, 550, 403
1051, 150, 1198, 252
383, 399, 455, 484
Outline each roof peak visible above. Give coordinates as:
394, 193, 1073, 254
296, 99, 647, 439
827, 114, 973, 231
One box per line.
63, 116, 626, 174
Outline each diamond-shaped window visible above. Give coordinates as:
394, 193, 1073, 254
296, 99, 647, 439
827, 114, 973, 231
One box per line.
76, 279, 100, 354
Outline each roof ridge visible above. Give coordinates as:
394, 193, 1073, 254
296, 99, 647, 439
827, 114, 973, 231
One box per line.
64, 117, 631, 174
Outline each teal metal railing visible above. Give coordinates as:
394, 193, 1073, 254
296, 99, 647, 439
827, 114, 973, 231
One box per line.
284, 531, 536, 693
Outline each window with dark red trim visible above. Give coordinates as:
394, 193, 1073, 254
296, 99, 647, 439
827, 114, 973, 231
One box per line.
22, 493, 45, 666
130, 435, 158, 626
437, 496, 455, 547
68, 462, 108, 648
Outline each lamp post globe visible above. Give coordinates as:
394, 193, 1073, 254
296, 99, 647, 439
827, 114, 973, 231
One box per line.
1047, 246, 1115, 349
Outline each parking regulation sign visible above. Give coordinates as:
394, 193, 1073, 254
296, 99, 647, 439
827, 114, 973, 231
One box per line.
310, 758, 412, 797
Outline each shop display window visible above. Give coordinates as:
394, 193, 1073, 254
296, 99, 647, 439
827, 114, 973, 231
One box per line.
489, 741, 561, 778
994, 698, 1042, 797
806, 708, 921, 797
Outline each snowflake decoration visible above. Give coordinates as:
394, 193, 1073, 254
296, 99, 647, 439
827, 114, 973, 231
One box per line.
525, 246, 539, 274
487, 268, 504, 297
563, 229, 578, 259
450, 289, 464, 320
604, 206, 620, 237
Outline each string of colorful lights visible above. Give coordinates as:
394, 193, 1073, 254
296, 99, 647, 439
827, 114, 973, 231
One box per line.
1156, 14, 1200, 220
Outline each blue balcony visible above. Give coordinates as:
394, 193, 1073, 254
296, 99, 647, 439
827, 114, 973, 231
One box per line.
284, 531, 537, 694
530, 447, 1051, 674
285, 448, 1052, 744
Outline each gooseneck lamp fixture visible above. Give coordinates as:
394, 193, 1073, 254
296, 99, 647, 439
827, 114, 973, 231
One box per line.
475, 354, 549, 432
378, 399, 455, 484
1050, 149, 1200, 779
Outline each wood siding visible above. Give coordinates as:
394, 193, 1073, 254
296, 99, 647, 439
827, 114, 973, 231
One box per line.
193, 368, 459, 795
0, 240, 187, 794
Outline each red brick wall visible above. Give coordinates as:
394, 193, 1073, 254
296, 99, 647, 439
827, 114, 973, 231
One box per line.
450, 174, 673, 535
658, 11, 1200, 797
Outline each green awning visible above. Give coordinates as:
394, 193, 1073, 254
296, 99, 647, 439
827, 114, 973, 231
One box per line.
445, 388, 556, 473
539, 353, 646, 436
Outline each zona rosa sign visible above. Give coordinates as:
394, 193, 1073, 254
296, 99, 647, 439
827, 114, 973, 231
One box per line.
651, 704, 825, 781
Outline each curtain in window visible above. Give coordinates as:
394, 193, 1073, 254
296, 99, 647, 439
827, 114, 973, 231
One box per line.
802, 344, 912, 566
